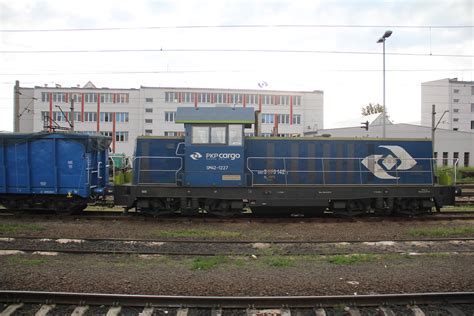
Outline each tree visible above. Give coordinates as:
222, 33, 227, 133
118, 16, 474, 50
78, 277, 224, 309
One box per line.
361, 103, 385, 116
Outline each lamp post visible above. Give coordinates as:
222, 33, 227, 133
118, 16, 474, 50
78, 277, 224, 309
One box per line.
377, 30, 392, 138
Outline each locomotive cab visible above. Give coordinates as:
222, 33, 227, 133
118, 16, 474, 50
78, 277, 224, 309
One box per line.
176, 107, 255, 187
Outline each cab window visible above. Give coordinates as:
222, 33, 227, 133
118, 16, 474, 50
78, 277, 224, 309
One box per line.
211, 126, 226, 144
192, 126, 209, 144
228, 124, 243, 146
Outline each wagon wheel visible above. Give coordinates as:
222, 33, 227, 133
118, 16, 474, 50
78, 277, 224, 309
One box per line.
333, 200, 366, 218
395, 199, 431, 217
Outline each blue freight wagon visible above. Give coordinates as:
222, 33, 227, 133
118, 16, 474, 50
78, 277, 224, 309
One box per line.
0, 132, 110, 213
114, 107, 456, 216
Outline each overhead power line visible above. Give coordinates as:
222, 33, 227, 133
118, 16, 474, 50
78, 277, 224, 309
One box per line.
0, 69, 472, 76
0, 48, 472, 58
0, 24, 472, 33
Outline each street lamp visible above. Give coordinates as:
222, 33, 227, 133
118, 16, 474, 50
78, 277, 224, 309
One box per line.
377, 30, 392, 138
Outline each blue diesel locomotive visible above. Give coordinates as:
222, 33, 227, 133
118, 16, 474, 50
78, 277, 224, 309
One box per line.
114, 107, 455, 216
0, 132, 110, 214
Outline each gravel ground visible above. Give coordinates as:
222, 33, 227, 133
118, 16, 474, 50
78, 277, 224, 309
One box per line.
1, 217, 474, 241
0, 252, 473, 295
1, 217, 473, 296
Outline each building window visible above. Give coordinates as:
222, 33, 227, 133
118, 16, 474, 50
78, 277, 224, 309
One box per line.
471, 86, 474, 95
145, 119, 153, 124
115, 131, 128, 142
52, 93, 66, 103
442, 152, 448, 166
279, 96, 290, 106
453, 128, 459, 131
215, 93, 225, 104
453, 108, 459, 113
52, 111, 66, 122
471, 103, 474, 112
100, 93, 113, 103
84, 112, 97, 122
453, 152, 459, 166
293, 96, 301, 106
145, 129, 153, 135
246, 94, 258, 105
199, 93, 211, 103
101, 131, 113, 137
471, 121, 474, 129
145, 98, 153, 102
71, 94, 82, 102
115, 93, 129, 103
453, 99, 459, 103
453, 89, 459, 93
41, 92, 50, 102
262, 95, 273, 105
465, 152, 470, 167
277, 114, 290, 124
84, 93, 98, 103
231, 94, 243, 104
292, 114, 301, 125
165, 92, 178, 102
261, 113, 274, 124
116, 112, 129, 122
41, 111, 49, 122
145, 108, 153, 113
434, 152, 438, 160
183, 92, 195, 103
453, 118, 459, 122
165, 111, 176, 122
100, 112, 113, 122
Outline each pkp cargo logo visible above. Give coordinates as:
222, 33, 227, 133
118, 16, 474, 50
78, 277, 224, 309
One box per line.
361, 145, 417, 180
190, 152, 203, 160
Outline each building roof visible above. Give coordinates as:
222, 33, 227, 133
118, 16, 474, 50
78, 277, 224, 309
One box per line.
140, 85, 323, 94
176, 107, 255, 124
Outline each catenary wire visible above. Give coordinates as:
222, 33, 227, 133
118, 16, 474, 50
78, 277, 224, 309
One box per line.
0, 48, 472, 58
0, 24, 472, 33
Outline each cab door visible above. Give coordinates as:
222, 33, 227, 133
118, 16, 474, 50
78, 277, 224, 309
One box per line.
184, 124, 244, 187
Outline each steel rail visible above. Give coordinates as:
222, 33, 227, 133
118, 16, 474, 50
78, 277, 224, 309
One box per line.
3, 235, 474, 244
3, 247, 474, 257
0, 291, 473, 308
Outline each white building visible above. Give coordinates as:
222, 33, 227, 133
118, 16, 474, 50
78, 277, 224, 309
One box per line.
15, 82, 324, 156
310, 114, 474, 167
421, 78, 474, 132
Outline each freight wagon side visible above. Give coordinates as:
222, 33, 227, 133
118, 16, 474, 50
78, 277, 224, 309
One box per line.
0, 132, 110, 214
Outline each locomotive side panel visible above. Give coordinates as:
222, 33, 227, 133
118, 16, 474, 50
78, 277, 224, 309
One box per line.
245, 138, 434, 186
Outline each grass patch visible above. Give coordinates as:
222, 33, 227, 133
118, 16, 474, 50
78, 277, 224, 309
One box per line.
325, 254, 378, 265
154, 229, 241, 239
0, 223, 45, 233
7, 255, 46, 266
263, 255, 295, 268
409, 226, 474, 237
189, 256, 227, 270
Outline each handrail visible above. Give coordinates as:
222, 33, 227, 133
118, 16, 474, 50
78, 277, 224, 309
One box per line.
133, 156, 183, 185
246, 156, 435, 186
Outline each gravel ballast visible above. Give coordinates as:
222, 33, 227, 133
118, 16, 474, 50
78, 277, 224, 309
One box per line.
0, 217, 473, 296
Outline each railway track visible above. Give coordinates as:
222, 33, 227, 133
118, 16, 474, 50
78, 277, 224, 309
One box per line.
1, 236, 474, 256
0, 291, 473, 315
1, 210, 474, 223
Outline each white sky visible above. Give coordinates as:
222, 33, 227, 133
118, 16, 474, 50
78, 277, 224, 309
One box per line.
0, 0, 472, 131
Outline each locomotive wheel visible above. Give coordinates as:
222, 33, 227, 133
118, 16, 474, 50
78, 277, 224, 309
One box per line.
332, 199, 366, 217
395, 198, 433, 216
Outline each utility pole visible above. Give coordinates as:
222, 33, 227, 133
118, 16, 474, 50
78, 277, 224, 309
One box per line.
432, 103, 449, 167
70, 98, 75, 131
14, 80, 20, 132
